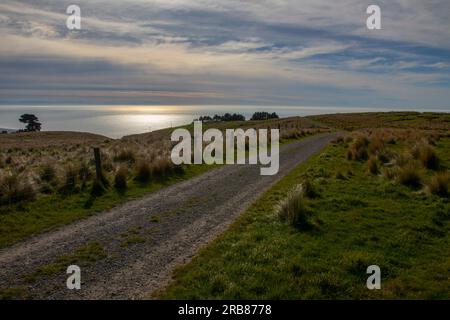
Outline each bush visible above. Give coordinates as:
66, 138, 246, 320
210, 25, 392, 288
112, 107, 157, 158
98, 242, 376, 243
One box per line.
114, 166, 128, 191
427, 172, 450, 197
398, 165, 422, 188
276, 185, 310, 228
135, 160, 151, 183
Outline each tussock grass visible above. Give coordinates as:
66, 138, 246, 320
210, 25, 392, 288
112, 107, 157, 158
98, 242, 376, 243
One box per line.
59, 165, 78, 194
398, 164, 423, 189
276, 185, 311, 229
0, 174, 35, 205
134, 160, 152, 183
419, 145, 440, 170
113, 148, 136, 163
302, 179, 319, 198
160, 133, 450, 300
347, 136, 369, 161
151, 157, 174, 178
367, 156, 379, 175
427, 172, 450, 197
40, 164, 56, 182
114, 166, 128, 192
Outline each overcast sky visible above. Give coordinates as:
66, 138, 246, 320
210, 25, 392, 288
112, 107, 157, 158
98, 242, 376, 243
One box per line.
0, 0, 449, 109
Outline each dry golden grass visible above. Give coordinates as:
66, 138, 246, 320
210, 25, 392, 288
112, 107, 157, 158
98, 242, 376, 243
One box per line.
0, 116, 329, 205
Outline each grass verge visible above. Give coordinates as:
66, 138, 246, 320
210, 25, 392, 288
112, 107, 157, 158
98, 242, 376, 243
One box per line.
159, 137, 450, 299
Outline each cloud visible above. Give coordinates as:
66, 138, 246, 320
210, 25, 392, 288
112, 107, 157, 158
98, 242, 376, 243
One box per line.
0, 0, 449, 108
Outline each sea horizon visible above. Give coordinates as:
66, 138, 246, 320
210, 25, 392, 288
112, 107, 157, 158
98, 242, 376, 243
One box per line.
1, 105, 449, 139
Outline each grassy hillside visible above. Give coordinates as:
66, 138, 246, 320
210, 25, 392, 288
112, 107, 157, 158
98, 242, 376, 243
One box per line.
160, 117, 450, 299
309, 112, 450, 131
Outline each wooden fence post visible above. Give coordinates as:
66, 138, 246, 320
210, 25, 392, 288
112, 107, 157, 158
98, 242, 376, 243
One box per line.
93, 147, 103, 181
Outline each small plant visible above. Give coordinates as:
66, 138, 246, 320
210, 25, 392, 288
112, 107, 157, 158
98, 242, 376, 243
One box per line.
427, 172, 450, 197
276, 185, 311, 228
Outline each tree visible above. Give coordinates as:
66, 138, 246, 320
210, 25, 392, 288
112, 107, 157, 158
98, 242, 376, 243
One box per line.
251, 112, 279, 121
19, 114, 42, 132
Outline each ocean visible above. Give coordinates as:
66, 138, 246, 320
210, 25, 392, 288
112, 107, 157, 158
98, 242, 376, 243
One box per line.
0, 105, 448, 139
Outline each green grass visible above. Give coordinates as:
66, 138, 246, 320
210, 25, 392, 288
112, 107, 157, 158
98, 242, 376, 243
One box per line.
159, 138, 450, 299
23, 241, 107, 283
0, 164, 212, 248
120, 236, 146, 247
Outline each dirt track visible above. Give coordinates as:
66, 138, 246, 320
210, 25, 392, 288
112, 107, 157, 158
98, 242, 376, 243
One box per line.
0, 133, 337, 299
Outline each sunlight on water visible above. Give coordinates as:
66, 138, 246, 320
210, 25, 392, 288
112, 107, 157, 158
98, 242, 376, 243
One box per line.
1, 105, 448, 138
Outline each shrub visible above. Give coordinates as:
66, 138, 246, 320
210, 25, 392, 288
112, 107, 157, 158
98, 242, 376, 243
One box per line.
135, 160, 151, 183
114, 166, 128, 191
276, 185, 310, 228
368, 156, 379, 175
427, 172, 450, 197
398, 165, 422, 188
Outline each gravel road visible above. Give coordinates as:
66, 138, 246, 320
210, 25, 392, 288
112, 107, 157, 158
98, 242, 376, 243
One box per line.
0, 133, 337, 299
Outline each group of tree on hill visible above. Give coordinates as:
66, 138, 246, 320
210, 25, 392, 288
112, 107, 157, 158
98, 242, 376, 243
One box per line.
197, 111, 279, 123
250, 112, 279, 121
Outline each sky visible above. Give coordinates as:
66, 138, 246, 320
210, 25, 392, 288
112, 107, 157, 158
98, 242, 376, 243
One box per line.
0, 0, 449, 109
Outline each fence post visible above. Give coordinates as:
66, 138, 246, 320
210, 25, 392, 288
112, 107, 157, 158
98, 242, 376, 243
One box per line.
93, 147, 102, 181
